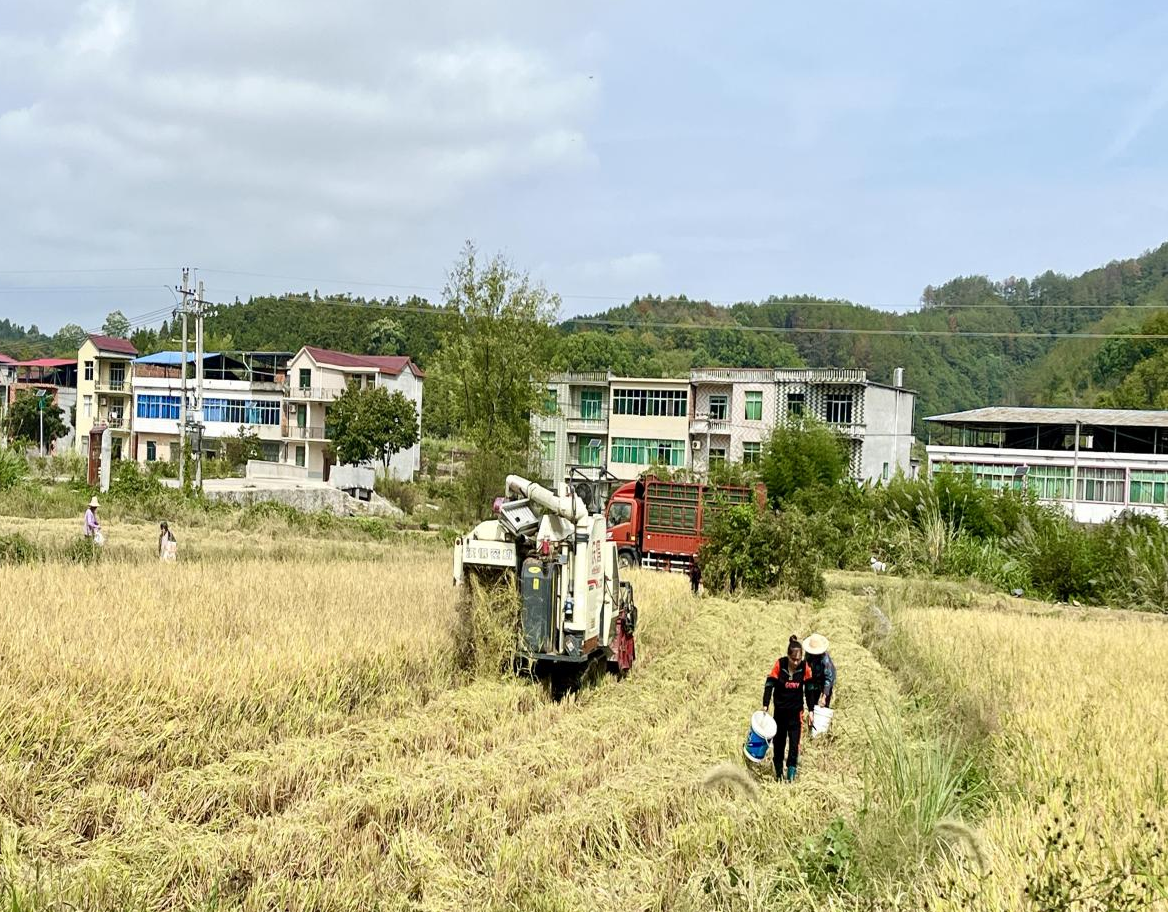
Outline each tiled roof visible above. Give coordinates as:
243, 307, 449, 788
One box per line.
88, 334, 138, 355
0, 353, 15, 364
303, 346, 424, 378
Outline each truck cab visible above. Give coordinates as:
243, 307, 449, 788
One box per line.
605, 480, 645, 568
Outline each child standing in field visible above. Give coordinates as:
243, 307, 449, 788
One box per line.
158, 521, 177, 562
762, 635, 812, 782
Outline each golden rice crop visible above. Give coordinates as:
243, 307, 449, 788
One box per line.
882, 589, 1168, 911
0, 521, 917, 911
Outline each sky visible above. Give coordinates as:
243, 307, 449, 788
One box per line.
1, 0, 1168, 336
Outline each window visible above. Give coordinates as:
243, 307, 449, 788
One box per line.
608, 501, 632, 527
612, 388, 688, 417
83, 395, 93, 418
146, 441, 157, 462
260, 442, 280, 462
883, 462, 890, 481
136, 394, 182, 420
544, 388, 558, 413
826, 392, 853, 425
610, 437, 686, 467
578, 438, 602, 466
708, 447, 727, 469
296, 404, 307, 428
1131, 471, 1168, 505
202, 398, 280, 425
1026, 465, 1072, 500
708, 395, 728, 421
109, 364, 125, 390
111, 438, 122, 461
1077, 467, 1124, 503
298, 368, 311, 390
295, 446, 306, 468
743, 441, 762, 464
540, 431, 556, 462
744, 391, 763, 421
579, 389, 603, 420
84, 361, 94, 381
787, 392, 805, 417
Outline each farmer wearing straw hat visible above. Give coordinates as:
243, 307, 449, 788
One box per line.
762, 635, 812, 782
803, 633, 836, 724
83, 497, 102, 542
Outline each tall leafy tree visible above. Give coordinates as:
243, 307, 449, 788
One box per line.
101, 310, 132, 339
4, 392, 67, 447
760, 418, 850, 506
434, 242, 559, 513
54, 323, 87, 352
328, 384, 419, 467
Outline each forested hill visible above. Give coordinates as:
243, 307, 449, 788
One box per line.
559, 242, 1168, 421
5, 242, 1168, 425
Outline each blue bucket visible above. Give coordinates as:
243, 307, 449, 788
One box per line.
743, 710, 778, 763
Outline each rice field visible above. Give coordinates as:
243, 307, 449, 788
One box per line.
1, 522, 1166, 909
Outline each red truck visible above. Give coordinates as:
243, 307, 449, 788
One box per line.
605, 476, 766, 570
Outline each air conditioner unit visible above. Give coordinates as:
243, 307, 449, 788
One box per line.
568, 434, 577, 444
692, 439, 702, 450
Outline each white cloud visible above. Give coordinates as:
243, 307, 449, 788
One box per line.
0, 0, 600, 296
575, 252, 663, 283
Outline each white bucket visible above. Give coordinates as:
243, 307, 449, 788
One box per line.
811, 705, 834, 737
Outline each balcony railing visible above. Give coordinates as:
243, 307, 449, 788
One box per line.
284, 385, 345, 401
103, 415, 127, 429
690, 414, 731, 434
564, 406, 609, 424
96, 379, 128, 393
283, 425, 328, 440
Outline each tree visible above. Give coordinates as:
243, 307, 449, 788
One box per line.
366, 316, 404, 355
328, 384, 419, 467
54, 323, 87, 352
102, 310, 131, 339
3, 391, 67, 448
220, 426, 264, 469
434, 242, 559, 515
760, 418, 850, 506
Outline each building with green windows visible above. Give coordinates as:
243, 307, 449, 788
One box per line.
925, 407, 1168, 523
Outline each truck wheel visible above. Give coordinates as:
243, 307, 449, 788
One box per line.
618, 549, 639, 570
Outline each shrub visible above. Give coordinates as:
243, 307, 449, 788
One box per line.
375, 475, 420, 513
0, 448, 28, 492
760, 418, 850, 507
0, 533, 40, 563
1007, 515, 1102, 602
699, 504, 826, 600
109, 460, 163, 499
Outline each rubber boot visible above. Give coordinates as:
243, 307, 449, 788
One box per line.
786, 765, 798, 782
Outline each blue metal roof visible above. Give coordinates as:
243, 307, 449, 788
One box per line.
132, 351, 220, 365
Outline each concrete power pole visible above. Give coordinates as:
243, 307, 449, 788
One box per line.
195, 279, 205, 490
178, 267, 189, 488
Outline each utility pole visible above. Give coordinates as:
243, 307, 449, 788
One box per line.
178, 267, 189, 488
195, 279, 206, 490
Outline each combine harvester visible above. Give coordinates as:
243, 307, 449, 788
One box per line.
453, 474, 638, 691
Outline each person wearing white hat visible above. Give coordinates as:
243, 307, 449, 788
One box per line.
802, 633, 835, 723
83, 496, 102, 541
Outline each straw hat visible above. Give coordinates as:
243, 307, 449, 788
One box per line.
804, 633, 829, 655
88, 496, 100, 508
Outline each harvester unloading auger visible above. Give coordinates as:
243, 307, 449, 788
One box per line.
453, 474, 637, 687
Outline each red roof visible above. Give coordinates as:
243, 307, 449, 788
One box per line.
0, 353, 14, 364
88, 334, 137, 356
15, 357, 76, 368
303, 346, 424, 378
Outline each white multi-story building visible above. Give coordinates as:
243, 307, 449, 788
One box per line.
536, 368, 916, 484
282, 346, 424, 481
926, 407, 1168, 524
130, 352, 289, 464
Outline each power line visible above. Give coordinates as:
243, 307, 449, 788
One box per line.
0, 266, 179, 276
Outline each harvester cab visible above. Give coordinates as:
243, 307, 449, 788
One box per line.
453, 474, 637, 683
